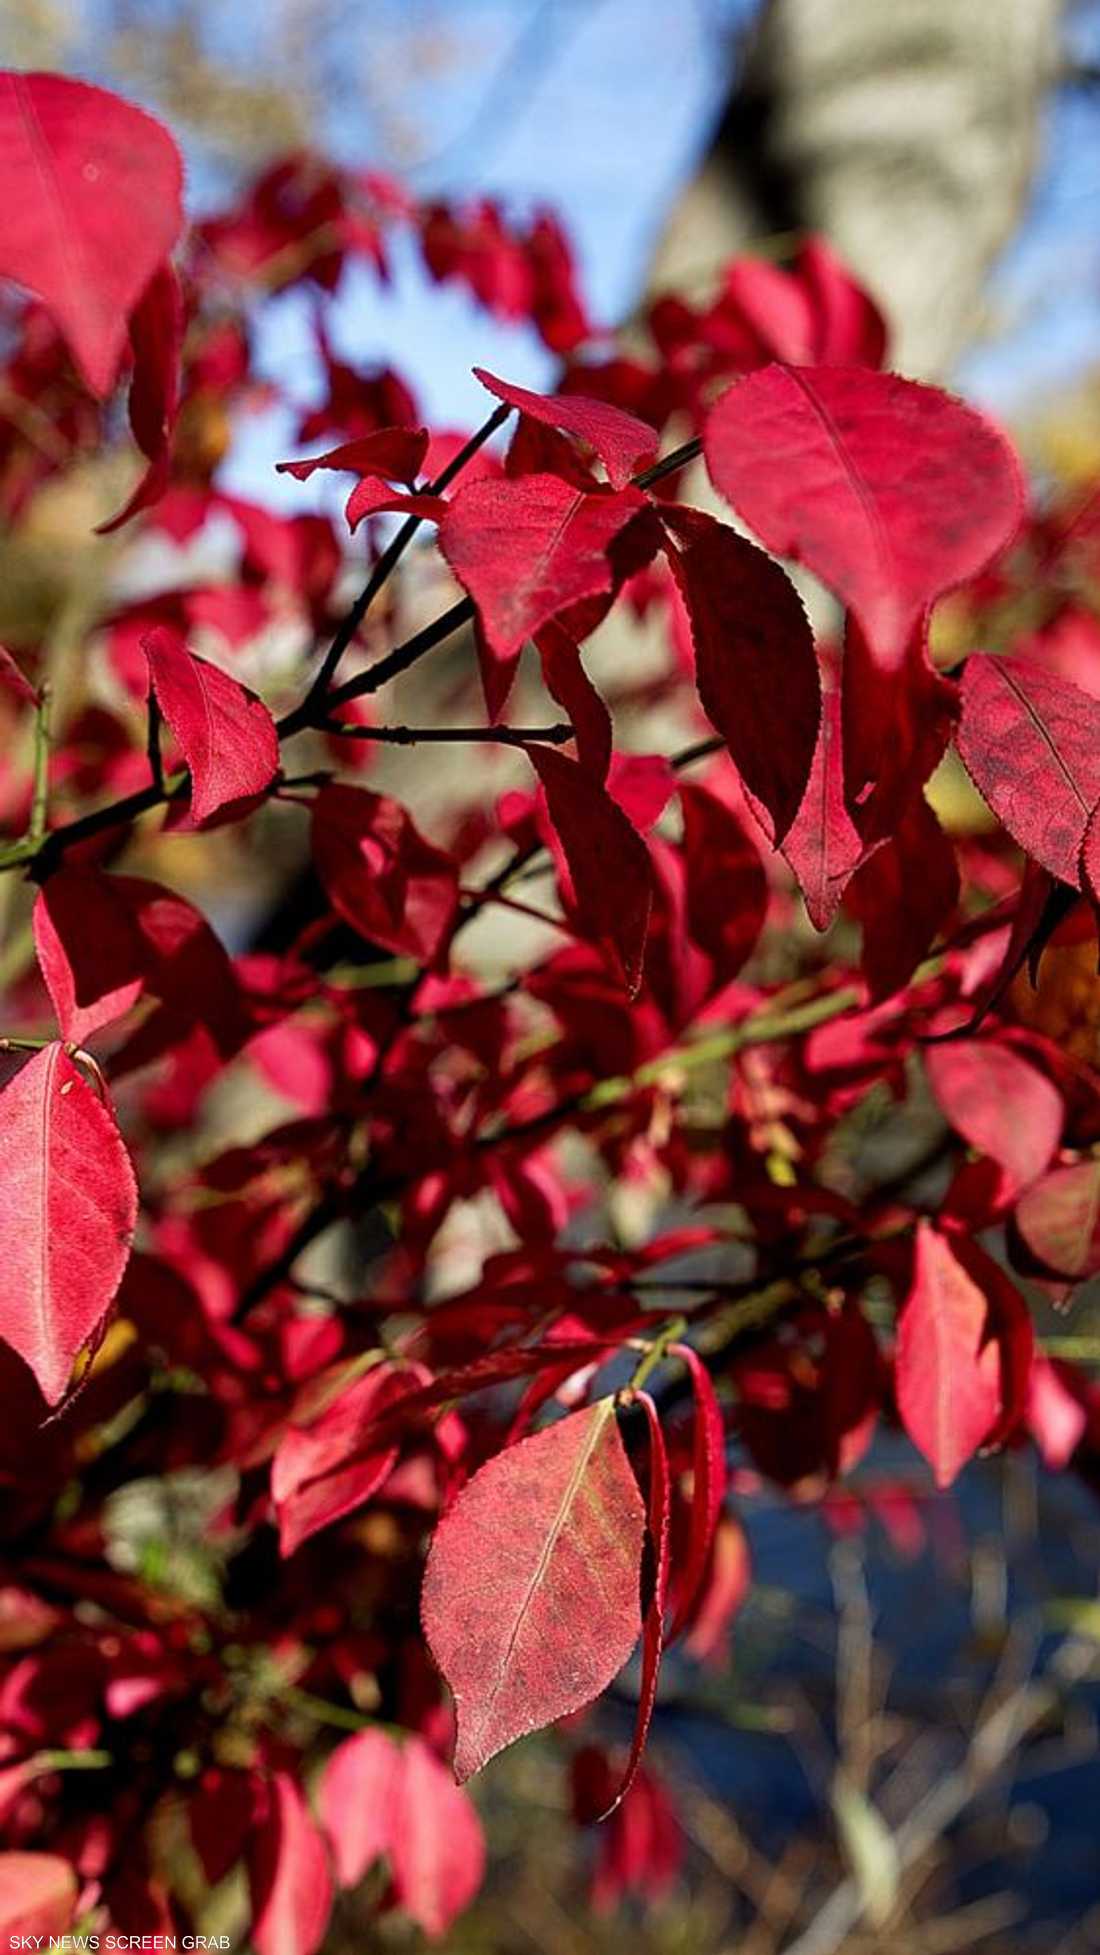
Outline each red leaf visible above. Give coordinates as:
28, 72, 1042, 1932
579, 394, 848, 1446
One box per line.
847, 797, 958, 999
895, 1223, 1003, 1488
311, 784, 459, 964
331, 1343, 621, 1458
1027, 1358, 1088, 1469
679, 782, 769, 982
663, 506, 820, 843
346, 482, 444, 530
190, 1769, 255, 1886
840, 612, 956, 831
320, 1729, 484, 1938
0, 73, 183, 396
704, 365, 1023, 669
925, 1041, 1062, 1200
319, 1728, 399, 1889
535, 622, 612, 780
530, 745, 653, 994
782, 686, 868, 928
34, 867, 145, 1042
0, 1853, 77, 1941
112, 875, 249, 1058
957, 654, 1100, 886
439, 474, 649, 661
683, 1514, 752, 1664
248, 1772, 332, 1955
97, 261, 183, 532
599, 1390, 670, 1818
0, 1043, 137, 1404
0, 645, 36, 705
474, 366, 658, 489
276, 426, 429, 483
142, 625, 279, 823
1083, 798, 1100, 916
422, 1397, 646, 1780
273, 1361, 424, 1556
607, 752, 676, 832
972, 1242, 1035, 1450
1015, 1160, 1100, 1281
667, 1344, 727, 1638
389, 1737, 486, 1939
719, 236, 888, 368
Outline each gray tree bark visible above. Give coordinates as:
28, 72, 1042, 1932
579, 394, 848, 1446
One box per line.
651, 0, 1064, 376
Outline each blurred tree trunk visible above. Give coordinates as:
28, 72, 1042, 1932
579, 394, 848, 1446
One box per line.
651, 0, 1063, 375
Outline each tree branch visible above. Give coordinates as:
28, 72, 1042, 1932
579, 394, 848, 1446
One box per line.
316, 720, 573, 747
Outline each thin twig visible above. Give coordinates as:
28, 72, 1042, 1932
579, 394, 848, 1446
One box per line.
294, 400, 510, 714
28, 682, 52, 845
317, 720, 573, 747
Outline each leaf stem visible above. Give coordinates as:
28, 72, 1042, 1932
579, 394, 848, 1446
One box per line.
34, 1747, 112, 1773
624, 1316, 689, 1397
28, 680, 51, 844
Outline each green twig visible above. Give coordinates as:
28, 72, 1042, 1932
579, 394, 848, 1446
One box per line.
28, 680, 51, 844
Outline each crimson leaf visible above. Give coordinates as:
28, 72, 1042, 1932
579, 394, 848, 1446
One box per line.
474, 366, 658, 488
704, 364, 1023, 670
142, 626, 279, 823
957, 653, 1100, 886
663, 505, 820, 843
0, 72, 183, 396
0, 1043, 138, 1404
439, 473, 649, 662
421, 1397, 646, 1780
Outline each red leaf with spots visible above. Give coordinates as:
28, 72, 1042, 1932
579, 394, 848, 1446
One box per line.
704, 365, 1023, 669
0, 1043, 137, 1404
0, 72, 183, 396
474, 366, 658, 488
422, 1398, 646, 1780
142, 626, 279, 823
439, 473, 649, 662
958, 654, 1100, 887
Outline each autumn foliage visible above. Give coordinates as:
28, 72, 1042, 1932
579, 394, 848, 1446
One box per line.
0, 67, 1098, 1950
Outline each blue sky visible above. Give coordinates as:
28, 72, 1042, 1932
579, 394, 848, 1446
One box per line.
46, 0, 1100, 495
